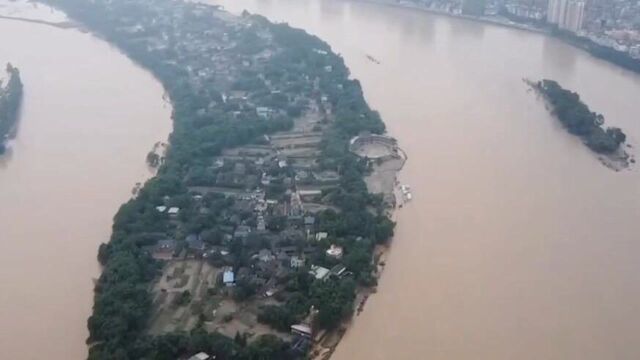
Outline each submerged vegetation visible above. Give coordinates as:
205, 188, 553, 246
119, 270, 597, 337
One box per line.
0, 63, 23, 154
41, 0, 396, 358
535, 79, 627, 155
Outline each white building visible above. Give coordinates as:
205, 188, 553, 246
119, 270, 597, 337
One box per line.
188, 352, 212, 360
167, 207, 180, 217
326, 244, 343, 259
547, 0, 584, 33
563, 1, 585, 33
309, 265, 330, 281
290, 255, 305, 268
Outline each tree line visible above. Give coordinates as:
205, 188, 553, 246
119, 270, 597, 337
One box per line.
536, 79, 626, 154
0, 63, 23, 154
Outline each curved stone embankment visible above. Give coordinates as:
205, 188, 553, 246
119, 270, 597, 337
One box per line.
350, 133, 407, 207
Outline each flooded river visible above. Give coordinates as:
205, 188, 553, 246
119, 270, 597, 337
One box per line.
0, 8, 171, 359
213, 1, 640, 359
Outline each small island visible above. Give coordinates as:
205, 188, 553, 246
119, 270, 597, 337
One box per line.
0, 63, 23, 154
532, 79, 630, 169
39, 0, 401, 359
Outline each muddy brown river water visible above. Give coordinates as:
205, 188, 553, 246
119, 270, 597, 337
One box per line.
0, 9, 171, 359
210, 1, 640, 359
3, 0, 640, 358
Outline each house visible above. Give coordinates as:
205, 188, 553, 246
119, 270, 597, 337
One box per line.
186, 234, 205, 253
155, 205, 167, 213
223, 269, 235, 287
315, 232, 328, 241
298, 189, 322, 201
152, 239, 177, 260
330, 264, 347, 278
188, 352, 212, 360
326, 244, 343, 259
309, 265, 330, 281
291, 324, 312, 338
168, 207, 180, 217
256, 106, 273, 119
256, 216, 266, 231
290, 255, 305, 268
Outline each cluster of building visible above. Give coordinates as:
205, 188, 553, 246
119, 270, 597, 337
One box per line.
502, 0, 640, 58
390, 0, 640, 59
546, 0, 585, 32
103, 0, 371, 342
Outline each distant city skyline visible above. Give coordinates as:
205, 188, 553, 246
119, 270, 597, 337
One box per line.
547, 0, 585, 32
391, 0, 640, 59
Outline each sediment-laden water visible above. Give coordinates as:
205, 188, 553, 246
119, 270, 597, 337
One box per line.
213, 1, 640, 359
0, 7, 171, 358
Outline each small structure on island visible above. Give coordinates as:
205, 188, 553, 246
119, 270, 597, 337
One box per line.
330, 264, 347, 278
291, 324, 312, 338
168, 207, 180, 218
186, 234, 205, 254
298, 189, 322, 201
152, 239, 177, 260
290, 255, 305, 269
349, 133, 398, 160
223, 268, 235, 287
256, 106, 273, 119
188, 352, 213, 360
309, 265, 330, 281
326, 244, 343, 259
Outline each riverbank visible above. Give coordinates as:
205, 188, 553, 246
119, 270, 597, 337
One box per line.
351, 0, 640, 76
0, 7, 172, 358
196, 1, 640, 359
0, 63, 23, 153
0, 14, 75, 28
350, 0, 547, 34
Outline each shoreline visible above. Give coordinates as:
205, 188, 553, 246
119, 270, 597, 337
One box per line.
39, 0, 402, 358
348, 0, 548, 35
348, 0, 640, 76
0, 14, 76, 28
309, 139, 407, 359
525, 79, 633, 172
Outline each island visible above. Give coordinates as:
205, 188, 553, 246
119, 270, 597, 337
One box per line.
40, 0, 400, 359
532, 79, 630, 169
0, 63, 23, 154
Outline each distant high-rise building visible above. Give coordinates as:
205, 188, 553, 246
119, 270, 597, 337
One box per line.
546, 0, 584, 33
547, 0, 566, 24
462, 0, 486, 16
563, 0, 585, 32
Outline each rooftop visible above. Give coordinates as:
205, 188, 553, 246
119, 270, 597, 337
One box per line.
188, 352, 211, 360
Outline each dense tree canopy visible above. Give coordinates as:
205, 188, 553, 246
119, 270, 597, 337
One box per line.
537, 79, 626, 154
0, 63, 23, 153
